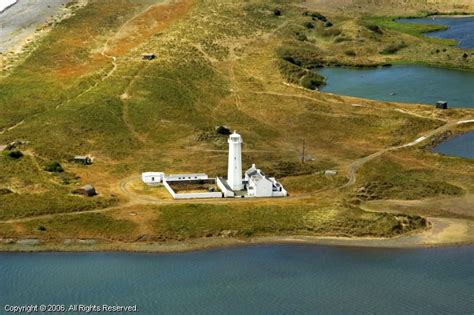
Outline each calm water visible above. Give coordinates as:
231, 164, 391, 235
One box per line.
434, 131, 474, 158
397, 16, 474, 49
1, 245, 474, 314
318, 65, 474, 108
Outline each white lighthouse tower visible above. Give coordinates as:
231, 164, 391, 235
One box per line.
227, 131, 243, 191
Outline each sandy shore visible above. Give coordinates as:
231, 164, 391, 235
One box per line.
1, 217, 473, 253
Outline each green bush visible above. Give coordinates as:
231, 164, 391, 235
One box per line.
44, 161, 64, 173
304, 11, 327, 22
345, 50, 356, 57
6, 151, 23, 159
380, 42, 408, 55
301, 73, 325, 90
365, 23, 383, 34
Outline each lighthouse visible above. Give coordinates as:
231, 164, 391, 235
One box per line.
227, 131, 243, 191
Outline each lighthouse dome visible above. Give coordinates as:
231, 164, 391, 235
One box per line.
228, 131, 243, 143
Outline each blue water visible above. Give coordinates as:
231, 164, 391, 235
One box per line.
434, 131, 474, 158
318, 65, 474, 108
397, 16, 474, 49
1, 245, 474, 314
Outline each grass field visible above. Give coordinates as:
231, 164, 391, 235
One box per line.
0, 0, 472, 247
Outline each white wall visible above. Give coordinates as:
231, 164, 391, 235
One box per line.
163, 180, 223, 199
217, 177, 235, 198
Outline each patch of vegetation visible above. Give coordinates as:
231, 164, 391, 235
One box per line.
22, 213, 136, 240
355, 157, 464, 201
0, 193, 118, 220
345, 50, 357, 57
364, 23, 384, 34
364, 17, 456, 45
380, 42, 408, 54
5, 150, 23, 159
276, 47, 326, 89
267, 160, 337, 178
303, 11, 327, 22
43, 161, 64, 173
153, 203, 425, 240
281, 173, 346, 193
0, 188, 13, 196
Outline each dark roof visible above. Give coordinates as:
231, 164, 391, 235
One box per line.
246, 169, 259, 178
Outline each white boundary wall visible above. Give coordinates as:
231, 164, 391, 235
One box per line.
217, 177, 235, 198
163, 180, 223, 199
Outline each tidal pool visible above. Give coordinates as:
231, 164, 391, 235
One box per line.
318, 65, 474, 108
397, 16, 474, 49
433, 131, 474, 159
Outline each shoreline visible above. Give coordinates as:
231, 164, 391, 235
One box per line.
0, 0, 88, 74
1, 236, 473, 255
1, 217, 473, 253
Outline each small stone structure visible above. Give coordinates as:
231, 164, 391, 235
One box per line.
142, 53, 156, 60
73, 155, 93, 165
73, 184, 97, 197
436, 101, 448, 109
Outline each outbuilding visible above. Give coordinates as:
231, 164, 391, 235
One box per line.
142, 172, 165, 186
142, 53, 156, 60
73, 155, 93, 165
436, 101, 448, 109
73, 184, 97, 197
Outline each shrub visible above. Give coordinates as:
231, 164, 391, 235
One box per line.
301, 73, 325, 90
44, 161, 64, 173
304, 22, 315, 29
273, 8, 281, 16
380, 42, 408, 55
38, 225, 47, 231
365, 23, 383, 34
304, 11, 327, 22
323, 27, 342, 37
6, 150, 23, 159
215, 125, 231, 135
324, 21, 333, 28
296, 33, 307, 41
345, 50, 356, 57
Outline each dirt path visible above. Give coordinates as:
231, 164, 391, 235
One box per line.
342, 118, 474, 188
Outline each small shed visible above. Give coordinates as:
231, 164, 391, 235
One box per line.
325, 170, 338, 177
142, 53, 156, 60
436, 101, 448, 109
73, 184, 97, 197
73, 155, 93, 165
142, 172, 165, 186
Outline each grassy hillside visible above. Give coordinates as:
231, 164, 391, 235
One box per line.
0, 0, 472, 247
